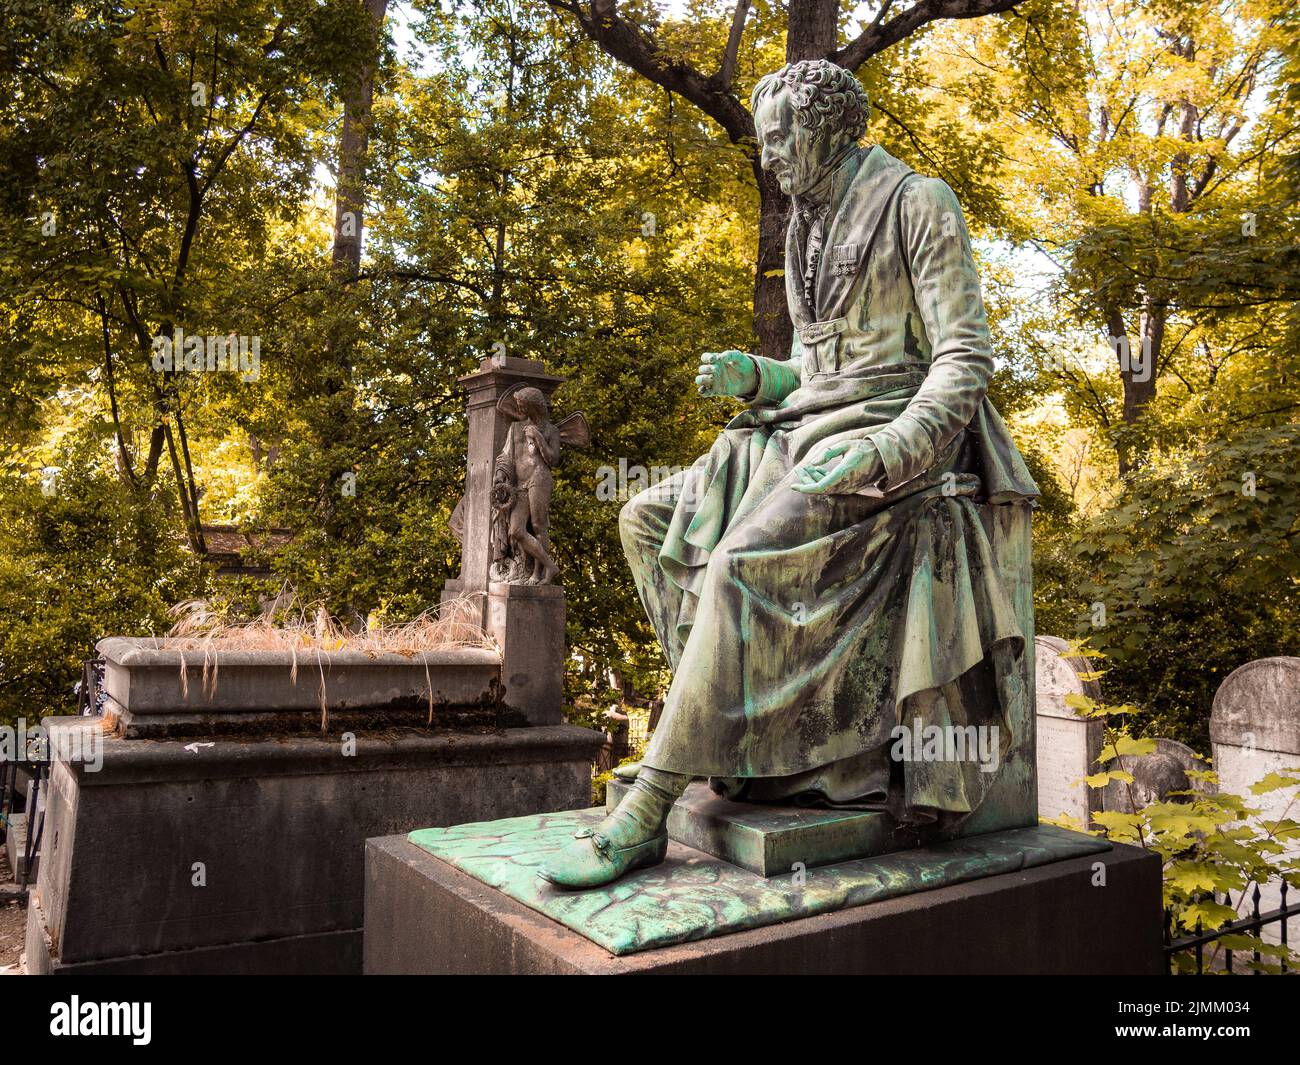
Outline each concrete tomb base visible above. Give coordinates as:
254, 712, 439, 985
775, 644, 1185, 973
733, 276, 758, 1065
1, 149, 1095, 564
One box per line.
26, 719, 602, 975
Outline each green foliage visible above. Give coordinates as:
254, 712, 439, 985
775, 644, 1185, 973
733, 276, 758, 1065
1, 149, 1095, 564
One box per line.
0, 430, 203, 729
1072, 423, 1300, 747
1050, 681, 1300, 975
0, 0, 1296, 749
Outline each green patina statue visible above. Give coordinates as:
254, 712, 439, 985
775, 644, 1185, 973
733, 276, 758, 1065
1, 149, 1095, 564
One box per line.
540, 59, 1039, 890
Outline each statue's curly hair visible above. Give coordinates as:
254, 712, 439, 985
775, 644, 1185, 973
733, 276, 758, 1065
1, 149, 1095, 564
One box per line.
750, 60, 871, 142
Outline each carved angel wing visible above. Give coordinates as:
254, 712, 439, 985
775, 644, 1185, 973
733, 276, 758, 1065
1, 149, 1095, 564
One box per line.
556, 411, 591, 449
495, 383, 528, 420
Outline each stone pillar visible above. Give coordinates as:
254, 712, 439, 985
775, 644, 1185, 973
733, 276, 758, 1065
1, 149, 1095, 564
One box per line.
442, 355, 568, 726
443, 355, 563, 612
1211, 657, 1300, 945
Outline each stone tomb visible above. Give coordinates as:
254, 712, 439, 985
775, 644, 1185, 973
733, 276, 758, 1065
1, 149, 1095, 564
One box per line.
26, 716, 601, 974
25, 354, 606, 975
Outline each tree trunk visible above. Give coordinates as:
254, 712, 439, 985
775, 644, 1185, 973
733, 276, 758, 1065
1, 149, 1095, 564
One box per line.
741, 0, 839, 357
754, 162, 792, 358
320, 0, 388, 544
1107, 303, 1162, 478
332, 0, 390, 280
786, 0, 839, 62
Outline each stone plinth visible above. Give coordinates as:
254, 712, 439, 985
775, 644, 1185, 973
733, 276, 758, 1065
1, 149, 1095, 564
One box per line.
364, 814, 1162, 974
26, 717, 603, 975
487, 583, 564, 726
389, 807, 1111, 957
605, 779, 917, 876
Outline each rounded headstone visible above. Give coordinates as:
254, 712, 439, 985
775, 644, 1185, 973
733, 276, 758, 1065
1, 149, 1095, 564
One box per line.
1211, 656, 1300, 754
1210, 658, 1300, 946
1034, 636, 1104, 823
1035, 635, 1101, 713
1100, 737, 1214, 813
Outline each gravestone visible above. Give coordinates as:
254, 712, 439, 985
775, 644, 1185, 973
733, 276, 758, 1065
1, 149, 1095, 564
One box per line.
1099, 737, 1212, 813
1211, 657, 1300, 945
1034, 635, 1103, 825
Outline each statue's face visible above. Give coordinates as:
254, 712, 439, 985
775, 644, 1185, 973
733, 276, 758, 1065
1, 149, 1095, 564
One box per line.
754, 87, 840, 196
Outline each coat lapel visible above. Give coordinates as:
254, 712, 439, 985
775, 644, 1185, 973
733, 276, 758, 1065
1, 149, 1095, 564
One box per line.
784, 211, 813, 328
815, 146, 914, 321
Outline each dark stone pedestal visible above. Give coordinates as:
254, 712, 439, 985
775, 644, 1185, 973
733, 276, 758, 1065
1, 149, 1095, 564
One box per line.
363, 821, 1164, 974
26, 720, 603, 975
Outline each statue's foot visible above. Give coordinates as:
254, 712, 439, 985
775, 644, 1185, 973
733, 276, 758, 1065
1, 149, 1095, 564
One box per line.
539, 766, 688, 890
612, 761, 641, 781
536, 821, 667, 890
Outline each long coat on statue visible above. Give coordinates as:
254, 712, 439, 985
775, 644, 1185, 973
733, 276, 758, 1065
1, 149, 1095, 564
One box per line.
621, 144, 1040, 826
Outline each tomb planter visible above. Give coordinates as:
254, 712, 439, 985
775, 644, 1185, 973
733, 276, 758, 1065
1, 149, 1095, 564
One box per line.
96, 637, 514, 738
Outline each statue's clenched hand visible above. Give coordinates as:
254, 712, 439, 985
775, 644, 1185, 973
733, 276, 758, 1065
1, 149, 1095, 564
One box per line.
696, 350, 758, 398
794, 440, 888, 495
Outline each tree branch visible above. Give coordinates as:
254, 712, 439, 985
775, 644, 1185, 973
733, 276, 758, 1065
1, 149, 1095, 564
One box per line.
718, 1, 750, 90
546, 0, 754, 143
836, 0, 1022, 71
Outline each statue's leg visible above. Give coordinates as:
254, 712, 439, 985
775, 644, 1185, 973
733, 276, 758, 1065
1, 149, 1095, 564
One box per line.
618, 467, 693, 670
508, 496, 553, 584
611, 468, 698, 782
525, 481, 558, 583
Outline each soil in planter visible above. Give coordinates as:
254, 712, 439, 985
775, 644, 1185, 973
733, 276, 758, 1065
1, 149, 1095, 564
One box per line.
107, 689, 531, 741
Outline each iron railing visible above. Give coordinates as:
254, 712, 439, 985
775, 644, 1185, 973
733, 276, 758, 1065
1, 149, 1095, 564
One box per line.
0, 756, 47, 889
1165, 882, 1300, 974
0, 656, 95, 890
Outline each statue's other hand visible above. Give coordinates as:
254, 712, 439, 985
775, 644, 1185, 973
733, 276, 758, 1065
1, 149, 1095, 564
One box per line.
793, 440, 887, 495
696, 350, 758, 398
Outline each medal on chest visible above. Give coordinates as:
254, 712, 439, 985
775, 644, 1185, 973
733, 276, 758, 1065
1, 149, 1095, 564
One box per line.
830, 242, 859, 278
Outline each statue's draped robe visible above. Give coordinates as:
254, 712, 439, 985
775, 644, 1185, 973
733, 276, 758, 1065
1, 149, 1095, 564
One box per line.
624, 145, 1039, 820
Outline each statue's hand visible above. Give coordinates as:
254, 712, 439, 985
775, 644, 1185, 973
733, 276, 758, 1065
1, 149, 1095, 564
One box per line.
793, 440, 887, 495
696, 350, 758, 398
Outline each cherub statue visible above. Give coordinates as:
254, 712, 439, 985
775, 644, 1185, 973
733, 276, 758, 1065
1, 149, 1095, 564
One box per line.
489, 385, 590, 586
